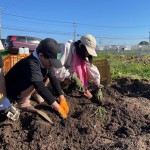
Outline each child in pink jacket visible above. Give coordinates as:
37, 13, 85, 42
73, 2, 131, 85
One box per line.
54, 34, 103, 104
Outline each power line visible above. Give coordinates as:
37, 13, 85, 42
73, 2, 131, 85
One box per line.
2, 25, 148, 40
1, 12, 149, 45
0, 7, 3, 39
2, 12, 150, 29
2, 26, 73, 36
2, 13, 74, 24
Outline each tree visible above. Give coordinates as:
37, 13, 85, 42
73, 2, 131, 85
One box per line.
138, 41, 149, 45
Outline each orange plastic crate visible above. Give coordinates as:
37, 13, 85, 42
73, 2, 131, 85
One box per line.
3, 54, 29, 74
93, 59, 111, 86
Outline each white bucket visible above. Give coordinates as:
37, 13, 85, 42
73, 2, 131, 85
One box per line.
24, 47, 29, 54
19, 48, 24, 54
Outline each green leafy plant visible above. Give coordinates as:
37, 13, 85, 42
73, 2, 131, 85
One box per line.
94, 106, 107, 122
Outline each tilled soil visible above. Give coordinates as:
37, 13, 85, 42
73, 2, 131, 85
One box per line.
0, 77, 150, 150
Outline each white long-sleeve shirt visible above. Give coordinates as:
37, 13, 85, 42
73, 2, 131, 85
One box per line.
54, 41, 101, 86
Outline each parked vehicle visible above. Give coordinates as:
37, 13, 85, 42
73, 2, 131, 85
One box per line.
4, 35, 42, 54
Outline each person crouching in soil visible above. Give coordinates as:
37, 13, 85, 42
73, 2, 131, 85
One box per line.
5, 38, 69, 119
53, 34, 103, 104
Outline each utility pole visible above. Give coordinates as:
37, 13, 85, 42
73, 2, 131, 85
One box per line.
0, 7, 2, 40
73, 21, 76, 41
148, 32, 150, 50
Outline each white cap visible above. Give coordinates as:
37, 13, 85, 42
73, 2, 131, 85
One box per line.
80, 34, 97, 56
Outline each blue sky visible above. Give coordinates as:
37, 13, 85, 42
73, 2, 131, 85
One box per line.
0, 0, 150, 46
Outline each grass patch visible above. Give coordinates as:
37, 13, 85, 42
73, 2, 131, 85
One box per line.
95, 53, 150, 80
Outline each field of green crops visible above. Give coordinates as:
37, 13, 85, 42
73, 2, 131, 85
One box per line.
95, 53, 150, 80
1, 50, 150, 80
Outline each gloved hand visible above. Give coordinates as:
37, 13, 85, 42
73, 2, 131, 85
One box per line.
94, 88, 103, 104
72, 76, 84, 91
57, 106, 67, 119
59, 97, 69, 114
0, 93, 12, 112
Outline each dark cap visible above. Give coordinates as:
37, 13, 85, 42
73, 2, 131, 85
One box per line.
36, 38, 62, 68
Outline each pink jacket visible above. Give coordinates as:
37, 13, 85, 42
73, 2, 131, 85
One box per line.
54, 40, 101, 86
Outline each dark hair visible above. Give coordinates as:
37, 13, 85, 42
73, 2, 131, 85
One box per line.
74, 40, 93, 64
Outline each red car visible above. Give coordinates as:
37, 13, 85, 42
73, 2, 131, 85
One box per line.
4, 35, 42, 54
